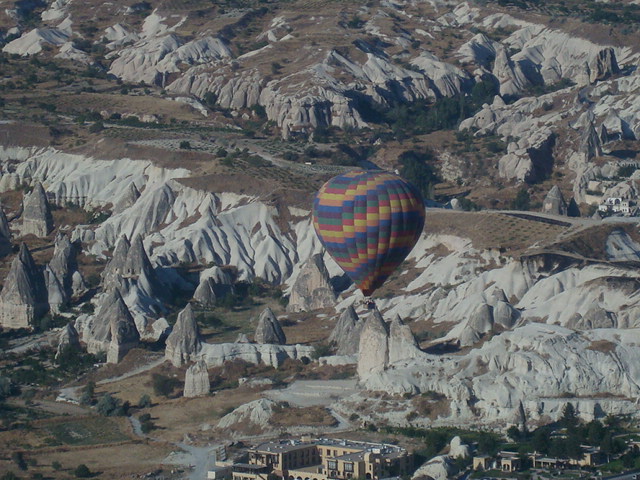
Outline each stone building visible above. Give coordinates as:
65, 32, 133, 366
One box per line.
236, 438, 412, 480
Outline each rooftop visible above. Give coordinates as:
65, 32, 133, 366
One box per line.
253, 438, 407, 457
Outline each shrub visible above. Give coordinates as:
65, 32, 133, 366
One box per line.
89, 121, 103, 133
152, 374, 180, 398
399, 149, 438, 199
74, 464, 91, 478
510, 187, 531, 211
96, 393, 129, 416
138, 394, 152, 408
179, 140, 192, 150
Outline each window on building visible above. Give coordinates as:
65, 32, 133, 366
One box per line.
328, 461, 338, 470
344, 463, 354, 473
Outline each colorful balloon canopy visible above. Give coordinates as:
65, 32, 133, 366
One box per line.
312, 170, 425, 297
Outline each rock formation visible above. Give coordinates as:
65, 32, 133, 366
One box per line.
492, 46, 530, 97
165, 303, 203, 367
85, 288, 138, 357
46, 233, 84, 311
0, 203, 11, 257
101, 235, 130, 285
328, 306, 362, 355
21, 182, 53, 237
55, 322, 81, 360
567, 303, 617, 330
412, 455, 455, 480
254, 307, 286, 345
449, 436, 471, 459
287, 253, 336, 312
194, 267, 235, 305
0, 243, 48, 329
107, 299, 141, 364
193, 277, 217, 307
588, 47, 619, 83
357, 309, 390, 380
44, 265, 66, 313
388, 315, 422, 364
183, 359, 210, 398
541, 185, 568, 216
580, 117, 603, 160
122, 234, 154, 278
235, 333, 250, 343
217, 398, 274, 430
113, 182, 140, 215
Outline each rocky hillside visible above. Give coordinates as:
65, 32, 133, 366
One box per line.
1, 0, 640, 436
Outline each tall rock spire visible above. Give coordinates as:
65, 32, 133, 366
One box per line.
0, 243, 48, 329
254, 307, 286, 345
165, 304, 203, 367
22, 182, 53, 237
329, 306, 362, 355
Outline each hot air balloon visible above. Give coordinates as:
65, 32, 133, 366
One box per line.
312, 170, 425, 299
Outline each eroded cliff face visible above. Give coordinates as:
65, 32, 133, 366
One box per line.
3, 140, 640, 426
4, 0, 634, 147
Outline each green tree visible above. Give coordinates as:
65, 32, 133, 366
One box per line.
531, 428, 549, 454
477, 433, 499, 456
586, 420, 605, 445
138, 394, 152, 408
511, 187, 531, 210
74, 464, 91, 478
203, 92, 217, 108
507, 425, 521, 441
80, 381, 95, 405
600, 432, 614, 460
96, 393, 128, 416
179, 140, 191, 149
89, 121, 103, 133
152, 374, 180, 398
561, 402, 578, 428
11, 451, 27, 470
565, 435, 584, 460
398, 149, 438, 199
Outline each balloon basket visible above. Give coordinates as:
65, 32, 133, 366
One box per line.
363, 298, 376, 310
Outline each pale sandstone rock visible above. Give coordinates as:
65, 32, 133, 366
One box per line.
0, 243, 48, 329
541, 185, 568, 216
85, 288, 137, 356
328, 306, 362, 356
217, 398, 274, 429
357, 309, 389, 380
388, 315, 422, 364
113, 182, 140, 215
287, 253, 336, 312
193, 277, 217, 307
183, 359, 210, 398
412, 455, 456, 480
55, 322, 81, 360
22, 182, 53, 237
107, 300, 140, 364
255, 307, 286, 345
449, 436, 471, 459
165, 303, 202, 367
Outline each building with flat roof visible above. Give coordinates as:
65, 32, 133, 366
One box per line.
239, 437, 412, 480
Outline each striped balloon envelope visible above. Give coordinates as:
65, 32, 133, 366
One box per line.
312, 170, 425, 297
